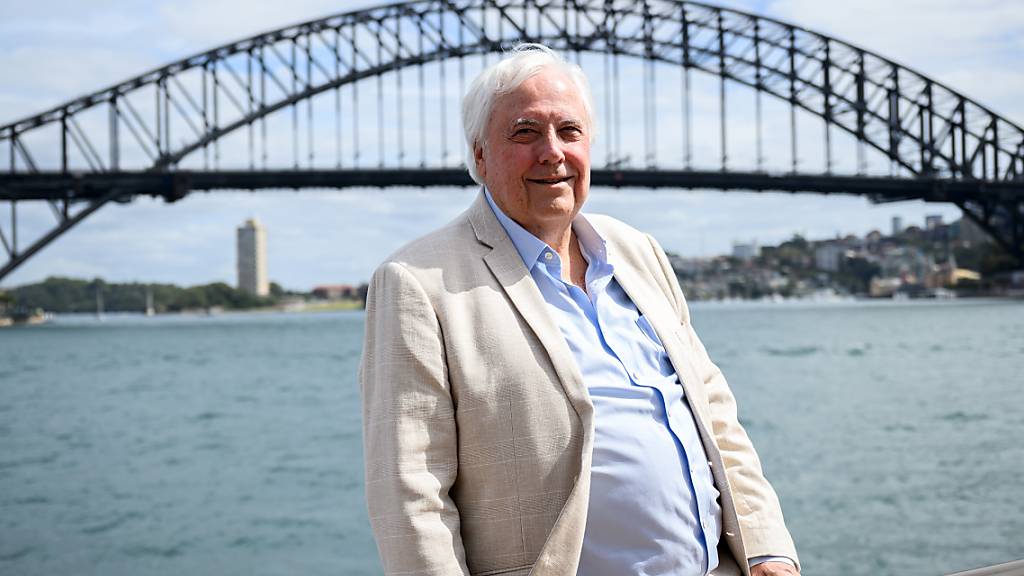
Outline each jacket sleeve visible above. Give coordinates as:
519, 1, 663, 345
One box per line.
646, 235, 800, 570
359, 260, 470, 575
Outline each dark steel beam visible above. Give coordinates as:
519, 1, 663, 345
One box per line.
3, 169, 1022, 204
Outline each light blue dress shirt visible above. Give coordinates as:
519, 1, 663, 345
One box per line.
484, 190, 723, 575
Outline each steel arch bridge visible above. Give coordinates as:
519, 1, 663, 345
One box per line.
1, 0, 1023, 281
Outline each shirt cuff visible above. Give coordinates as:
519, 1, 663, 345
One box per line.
748, 555, 797, 569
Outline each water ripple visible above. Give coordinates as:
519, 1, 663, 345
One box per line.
0, 546, 34, 562
81, 512, 142, 535
189, 411, 226, 422
761, 345, 820, 357
846, 342, 872, 356
122, 540, 191, 559
251, 515, 322, 529
0, 452, 59, 470
13, 495, 50, 505
939, 411, 990, 423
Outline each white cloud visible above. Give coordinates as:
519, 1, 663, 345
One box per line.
765, 0, 1024, 120
0, 45, 155, 124
153, 0, 352, 54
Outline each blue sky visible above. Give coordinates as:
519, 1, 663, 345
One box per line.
1, 0, 1022, 290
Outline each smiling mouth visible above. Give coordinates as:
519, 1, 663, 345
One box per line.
527, 176, 573, 185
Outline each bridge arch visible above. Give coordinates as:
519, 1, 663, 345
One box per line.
1, 0, 1023, 279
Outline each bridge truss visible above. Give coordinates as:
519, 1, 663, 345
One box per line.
1, 0, 1023, 280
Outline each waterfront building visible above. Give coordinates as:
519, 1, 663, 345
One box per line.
237, 218, 269, 297
814, 242, 846, 272
869, 276, 902, 298
732, 240, 760, 261
312, 284, 359, 300
926, 262, 980, 289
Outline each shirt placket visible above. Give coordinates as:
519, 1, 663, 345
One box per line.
598, 286, 718, 575
664, 387, 720, 574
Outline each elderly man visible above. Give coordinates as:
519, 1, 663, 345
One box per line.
360, 44, 799, 576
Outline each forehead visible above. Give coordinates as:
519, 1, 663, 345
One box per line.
490, 69, 587, 126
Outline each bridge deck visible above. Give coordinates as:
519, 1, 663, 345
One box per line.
3, 169, 1021, 204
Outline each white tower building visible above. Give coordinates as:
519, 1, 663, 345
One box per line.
237, 218, 269, 296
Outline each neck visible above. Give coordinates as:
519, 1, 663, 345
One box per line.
532, 222, 574, 258
531, 222, 587, 290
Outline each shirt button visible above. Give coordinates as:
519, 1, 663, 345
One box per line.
544, 252, 553, 261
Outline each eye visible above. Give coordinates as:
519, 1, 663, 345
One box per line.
560, 126, 584, 139
509, 127, 538, 141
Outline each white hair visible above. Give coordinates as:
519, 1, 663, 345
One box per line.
460, 43, 596, 185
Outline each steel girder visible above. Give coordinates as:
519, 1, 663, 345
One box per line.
5, 168, 1020, 200
1, 0, 1023, 280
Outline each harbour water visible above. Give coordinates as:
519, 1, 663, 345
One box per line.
1, 299, 1023, 575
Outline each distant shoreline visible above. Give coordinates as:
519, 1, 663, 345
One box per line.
1, 300, 366, 326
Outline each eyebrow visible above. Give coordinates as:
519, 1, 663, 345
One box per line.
510, 118, 541, 129
509, 118, 584, 129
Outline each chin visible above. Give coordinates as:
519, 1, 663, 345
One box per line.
537, 195, 579, 218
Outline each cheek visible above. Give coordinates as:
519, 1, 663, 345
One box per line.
568, 142, 590, 165
499, 152, 533, 181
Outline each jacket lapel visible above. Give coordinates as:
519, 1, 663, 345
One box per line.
607, 246, 713, 429
466, 192, 592, 423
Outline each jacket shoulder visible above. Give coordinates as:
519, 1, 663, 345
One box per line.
584, 213, 646, 242
585, 213, 661, 265
380, 210, 478, 272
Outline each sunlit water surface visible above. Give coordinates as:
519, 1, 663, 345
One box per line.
1, 299, 1023, 575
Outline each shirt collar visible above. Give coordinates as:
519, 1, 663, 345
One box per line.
483, 187, 611, 273
484, 188, 548, 267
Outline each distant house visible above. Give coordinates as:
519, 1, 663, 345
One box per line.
312, 284, 360, 300
926, 257, 980, 289
669, 254, 704, 276
869, 277, 902, 298
732, 241, 760, 261
814, 242, 845, 272
902, 225, 924, 240
878, 246, 932, 286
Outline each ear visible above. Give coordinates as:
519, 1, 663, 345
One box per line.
473, 143, 487, 180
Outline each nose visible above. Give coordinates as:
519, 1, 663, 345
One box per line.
536, 129, 565, 165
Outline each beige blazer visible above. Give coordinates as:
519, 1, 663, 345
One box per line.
360, 192, 798, 576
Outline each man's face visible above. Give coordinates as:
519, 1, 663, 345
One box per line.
474, 67, 591, 237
